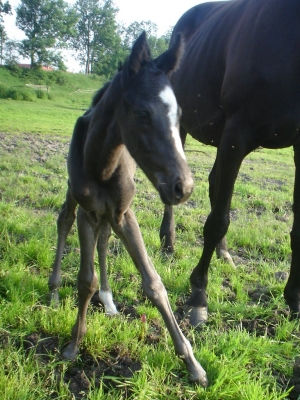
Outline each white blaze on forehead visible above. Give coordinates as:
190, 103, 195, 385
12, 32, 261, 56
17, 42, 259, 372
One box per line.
159, 85, 186, 160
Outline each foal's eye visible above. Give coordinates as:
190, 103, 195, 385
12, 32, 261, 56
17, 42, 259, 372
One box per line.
136, 110, 151, 123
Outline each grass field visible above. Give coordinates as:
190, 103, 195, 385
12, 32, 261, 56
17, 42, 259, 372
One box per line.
0, 73, 300, 399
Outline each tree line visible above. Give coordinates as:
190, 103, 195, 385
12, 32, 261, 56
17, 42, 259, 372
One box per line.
0, 0, 171, 77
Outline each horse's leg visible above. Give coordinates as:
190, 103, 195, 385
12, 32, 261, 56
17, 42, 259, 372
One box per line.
209, 161, 235, 266
62, 206, 99, 360
185, 120, 253, 326
48, 185, 77, 306
160, 205, 175, 253
284, 144, 300, 318
160, 127, 188, 253
94, 220, 118, 315
110, 208, 208, 386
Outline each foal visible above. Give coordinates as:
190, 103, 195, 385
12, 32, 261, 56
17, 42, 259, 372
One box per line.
48, 32, 207, 386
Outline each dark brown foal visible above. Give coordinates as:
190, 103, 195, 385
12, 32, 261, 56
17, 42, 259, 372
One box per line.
48, 32, 208, 386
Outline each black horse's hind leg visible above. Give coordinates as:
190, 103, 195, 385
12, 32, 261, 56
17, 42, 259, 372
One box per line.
93, 220, 119, 315
110, 208, 208, 386
185, 120, 254, 326
63, 206, 99, 360
48, 185, 77, 306
284, 144, 300, 318
209, 161, 235, 266
160, 127, 187, 253
160, 205, 175, 253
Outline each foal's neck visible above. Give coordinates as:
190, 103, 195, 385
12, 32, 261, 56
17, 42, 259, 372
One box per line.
84, 78, 126, 182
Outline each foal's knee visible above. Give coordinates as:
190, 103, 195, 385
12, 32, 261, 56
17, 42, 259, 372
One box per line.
57, 202, 76, 229
142, 275, 168, 307
77, 272, 98, 298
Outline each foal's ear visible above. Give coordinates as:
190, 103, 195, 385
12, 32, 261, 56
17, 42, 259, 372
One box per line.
127, 31, 151, 76
154, 33, 184, 76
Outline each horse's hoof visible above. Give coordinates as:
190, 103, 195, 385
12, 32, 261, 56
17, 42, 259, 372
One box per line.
62, 343, 79, 360
161, 245, 174, 255
217, 249, 236, 267
289, 310, 300, 320
48, 290, 59, 308
183, 305, 208, 327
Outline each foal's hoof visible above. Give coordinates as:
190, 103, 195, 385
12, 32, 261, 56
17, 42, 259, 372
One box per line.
183, 305, 208, 327
188, 363, 208, 387
96, 290, 119, 316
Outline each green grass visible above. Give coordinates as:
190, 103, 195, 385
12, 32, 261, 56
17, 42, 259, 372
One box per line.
0, 85, 299, 399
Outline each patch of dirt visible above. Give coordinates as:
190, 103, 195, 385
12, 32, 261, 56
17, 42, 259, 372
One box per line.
0, 329, 10, 348
22, 331, 141, 399
247, 285, 272, 304
0, 132, 69, 164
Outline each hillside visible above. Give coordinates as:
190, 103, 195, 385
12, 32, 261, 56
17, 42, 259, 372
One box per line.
0, 66, 107, 136
0, 65, 106, 104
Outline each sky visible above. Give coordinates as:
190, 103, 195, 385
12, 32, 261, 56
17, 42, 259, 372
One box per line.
3, 0, 223, 72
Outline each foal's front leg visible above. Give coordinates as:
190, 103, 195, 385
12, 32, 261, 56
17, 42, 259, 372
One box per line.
110, 208, 208, 386
48, 187, 77, 306
62, 207, 99, 360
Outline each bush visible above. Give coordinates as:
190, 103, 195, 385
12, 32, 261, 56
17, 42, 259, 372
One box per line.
47, 70, 69, 86
8, 87, 37, 101
47, 92, 55, 100
6, 64, 23, 78
0, 84, 8, 99
35, 89, 47, 99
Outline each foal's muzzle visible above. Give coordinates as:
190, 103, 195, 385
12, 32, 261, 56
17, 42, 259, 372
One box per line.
158, 175, 194, 205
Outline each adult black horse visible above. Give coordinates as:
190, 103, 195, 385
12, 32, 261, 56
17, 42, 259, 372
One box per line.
159, 0, 300, 326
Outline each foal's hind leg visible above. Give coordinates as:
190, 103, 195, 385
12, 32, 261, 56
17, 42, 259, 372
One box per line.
62, 207, 99, 360
48, 186, 77, 306
284, 144, 300, 318
94, 220, 118, 315
209, 160, 235, 266
110, 208, 208, 386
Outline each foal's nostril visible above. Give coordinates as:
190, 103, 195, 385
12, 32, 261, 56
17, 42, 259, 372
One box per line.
174, 180, 184, 199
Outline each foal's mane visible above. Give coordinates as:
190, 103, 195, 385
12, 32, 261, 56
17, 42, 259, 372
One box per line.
91, 81, 112, 108
91, 63, 124, 108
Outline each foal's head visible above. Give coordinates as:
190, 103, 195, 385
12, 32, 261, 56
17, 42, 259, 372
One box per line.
118, 32, 193, 205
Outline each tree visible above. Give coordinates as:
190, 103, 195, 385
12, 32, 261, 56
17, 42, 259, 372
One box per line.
72, 0, 122, 76
16, 0, 77, 68
147, 31, 171, 59
120, 21, 170, 59
0, 26, 7, 64
0, 0, 11, 21
0, 1, 12, 65
120, 20, 158, 51
3, 39, 20, 65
